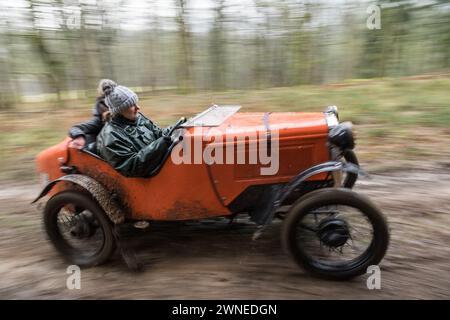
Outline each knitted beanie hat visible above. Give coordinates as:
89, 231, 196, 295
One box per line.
97, 79, 117, 98
102, 81, 138, 116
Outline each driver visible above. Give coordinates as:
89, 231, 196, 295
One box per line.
96, 82, 173, 177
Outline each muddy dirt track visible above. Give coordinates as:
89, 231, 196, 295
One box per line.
0, 166, 449, 299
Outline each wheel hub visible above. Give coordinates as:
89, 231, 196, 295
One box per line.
69, 211, 98, 239
317, 217, 350, 248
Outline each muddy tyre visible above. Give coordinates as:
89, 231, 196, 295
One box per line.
282, 188, 389, 280
44, 191, 116, 267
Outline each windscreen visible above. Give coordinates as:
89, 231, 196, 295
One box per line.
181, 105, 241, 127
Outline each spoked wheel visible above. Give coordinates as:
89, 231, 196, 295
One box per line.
282, 188, 389, 280
44, 191, 116, 267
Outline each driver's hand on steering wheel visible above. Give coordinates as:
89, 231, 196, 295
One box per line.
163, 135, 181, 143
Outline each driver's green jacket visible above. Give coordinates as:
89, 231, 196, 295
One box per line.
96, 113, 172, 177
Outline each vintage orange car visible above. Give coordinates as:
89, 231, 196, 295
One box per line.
33, 105, 389, 280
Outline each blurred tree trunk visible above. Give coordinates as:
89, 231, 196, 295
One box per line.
358, 1, 412, 78
0, 52, 15, 109
27, 0, 66, 104
271, 1, 291, 87
0, 24, 19, 109
145, 34, 157, 91
143, 2, 160, 91
79, 3, 102, 93
175, 0, 193, 92
209, 0, 227, 90
97, 30, 117, 82
438, 3, 450, 69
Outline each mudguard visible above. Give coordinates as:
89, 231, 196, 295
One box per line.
273, 161, 365, 209
255, 161, 365, 230
32, 174, 125, 224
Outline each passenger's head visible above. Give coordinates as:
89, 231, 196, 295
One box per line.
103, 82, 140, 121
97, 79, 117, 98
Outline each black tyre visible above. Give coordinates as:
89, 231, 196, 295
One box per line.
44, 191, 116, 267
342, 150, 359, 188
282, 188, 389, 280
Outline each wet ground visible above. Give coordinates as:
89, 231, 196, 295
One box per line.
0, 166, 449, 299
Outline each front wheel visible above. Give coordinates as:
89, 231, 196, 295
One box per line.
44, 191, 116, 267
282, 188, 389, 280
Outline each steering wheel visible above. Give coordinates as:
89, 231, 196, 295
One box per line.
165, 117, 187, 142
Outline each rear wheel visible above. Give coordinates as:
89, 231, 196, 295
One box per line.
44, 191, 116, 267
282, 188, 389, 280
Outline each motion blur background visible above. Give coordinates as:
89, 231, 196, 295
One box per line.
0, 0, 449, 299
0, 0, 449, 180
1, 0, 450, 96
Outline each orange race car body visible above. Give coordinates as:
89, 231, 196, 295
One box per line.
35, 106, 340, 223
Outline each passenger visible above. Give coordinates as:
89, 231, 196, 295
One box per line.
96, 82, 173, 177
68, 79, 116, 149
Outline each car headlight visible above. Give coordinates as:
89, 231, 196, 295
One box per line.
325, 105, 339, 120
328, 122, 355, 150
324, 106, 339, 128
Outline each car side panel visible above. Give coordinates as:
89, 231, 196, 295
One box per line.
35, 112, 330, 220
68, 150, 230, 220
207, 112, 330, 205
